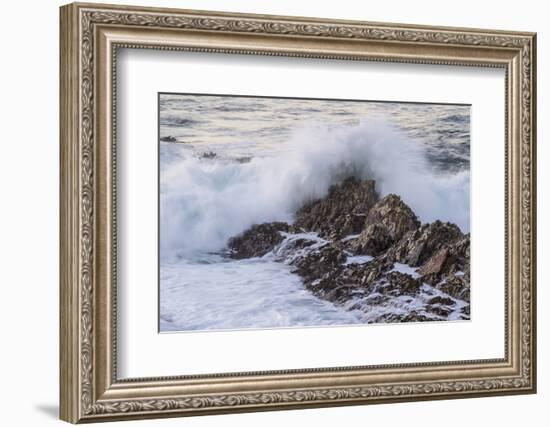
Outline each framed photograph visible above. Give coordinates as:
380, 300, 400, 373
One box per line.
60, 2, 537, 423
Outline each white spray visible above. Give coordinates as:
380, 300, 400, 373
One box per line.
160, 119, 469, 258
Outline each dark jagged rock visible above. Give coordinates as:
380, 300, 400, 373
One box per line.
418, 235, 469, 276
349, 195, 420, 256
340, 257, 395, 289
348, 223, 393, 256
160, 135, 177, 142
294, 177, 379, 239
225, 177, 470, 323
228, 222, 297, 259
436, 274, 470, 303
417, 248, 455, 276
271, 236, 319, 261
300, 256, 394, 304
425, 303, 454, 317
384, 220, 464, 267
427, 295, 455, 306
416, 233, 470, 302
364, 194, 420, 241
292, 243, 347, 285
324, 284, 367, 305
377, 312, 434, 323
235, 156, 252, 163
200, 151, 217, 159
381, 271, 422, 296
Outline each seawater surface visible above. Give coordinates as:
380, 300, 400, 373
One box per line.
159, 93, 470, 332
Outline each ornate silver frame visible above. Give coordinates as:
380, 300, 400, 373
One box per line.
60, 2, 537, 423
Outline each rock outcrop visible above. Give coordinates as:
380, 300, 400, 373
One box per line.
200, 151, 217, 159
226, 177, 470, 323
228, 222, 297, 259
348, 194, 420, 256
383, 220, 464, 267
160, 135, 177, 142
294, 177, 379, 240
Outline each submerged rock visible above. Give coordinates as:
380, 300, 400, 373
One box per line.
160, 135, 177, 142
200, 151, 217, 159
235, 156, 252, 163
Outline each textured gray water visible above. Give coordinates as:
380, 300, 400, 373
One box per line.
160, 93, 470, 173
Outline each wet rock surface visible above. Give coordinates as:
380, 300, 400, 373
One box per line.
383, 220, 464, 267
227, 178, 470, 323
347, 194, 421, 256
160, 135, 177, 142
228, 222, 298, 259
294, 177, 379, 240
365, 194, 421, 241
200, 151, 217, 159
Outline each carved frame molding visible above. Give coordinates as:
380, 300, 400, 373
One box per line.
60, 2, 536, 423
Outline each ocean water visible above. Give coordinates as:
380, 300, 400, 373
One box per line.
159, 94, 470, 332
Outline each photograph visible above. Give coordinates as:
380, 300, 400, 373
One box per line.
159, 93, 471, 332
56, 2, 536, 422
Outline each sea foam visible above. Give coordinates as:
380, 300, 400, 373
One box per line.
160, 119, 469, 258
